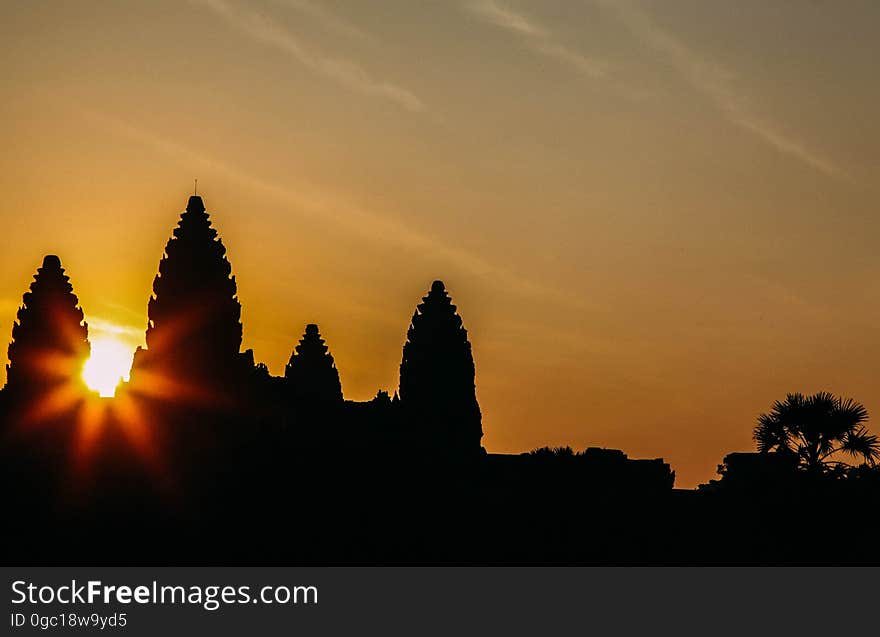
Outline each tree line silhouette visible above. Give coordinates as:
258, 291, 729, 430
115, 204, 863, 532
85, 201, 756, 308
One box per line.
1, 194, 878, 564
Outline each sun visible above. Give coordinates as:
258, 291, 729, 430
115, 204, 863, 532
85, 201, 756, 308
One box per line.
82, 336, 135, 397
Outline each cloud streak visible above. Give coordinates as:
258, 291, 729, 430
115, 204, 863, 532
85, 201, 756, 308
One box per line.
467, 0, 607, 78
87, 317, 144, 340
596, 0, 844, 179
76, 106, 597, 317
271, 0, 375, 43
192, 0, 424, 112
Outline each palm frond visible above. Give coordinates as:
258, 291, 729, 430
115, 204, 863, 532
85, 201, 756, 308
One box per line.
841, 426, 880, 466
754, 392, 875, 472
754, 411, 791, 453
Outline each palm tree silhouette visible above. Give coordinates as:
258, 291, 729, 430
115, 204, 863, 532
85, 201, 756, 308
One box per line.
754, 392, 879, 474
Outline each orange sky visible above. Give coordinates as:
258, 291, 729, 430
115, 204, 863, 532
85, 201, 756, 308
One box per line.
2, 1, 880, 487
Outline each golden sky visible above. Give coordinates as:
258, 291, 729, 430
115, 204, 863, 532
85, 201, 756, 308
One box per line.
2, 1, 879, 486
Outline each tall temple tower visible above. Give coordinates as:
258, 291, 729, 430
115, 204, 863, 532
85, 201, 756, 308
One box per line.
399, 280, 482, 459
129, 195, 245, 394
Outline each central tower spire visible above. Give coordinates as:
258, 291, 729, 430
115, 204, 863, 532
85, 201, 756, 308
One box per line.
130, 193, 244, 394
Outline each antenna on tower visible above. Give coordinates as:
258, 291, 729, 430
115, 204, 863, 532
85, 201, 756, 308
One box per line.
194, 179, 198, 195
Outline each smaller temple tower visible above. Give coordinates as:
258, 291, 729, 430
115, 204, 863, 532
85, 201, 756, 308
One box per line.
5, 255, 90, 396
285, 324, 343, 406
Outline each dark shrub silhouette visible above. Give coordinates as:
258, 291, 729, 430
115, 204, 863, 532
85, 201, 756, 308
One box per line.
529, 446, 575, 458
754, 392, 879, 474
521, 446, 674, 491
4, 255, 90, 397
399, 280, 482, 459
130, 195, 245, 392
699, 451, 799, 493
285, 324, 343, 405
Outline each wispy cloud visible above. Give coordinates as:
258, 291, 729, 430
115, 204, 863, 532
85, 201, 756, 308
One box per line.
87, 317, 144, 340
75, 107, 598, 317
271, 0, 375, 43
192, 0, 424, 112
467, 0, 607, 78
595, 0, 845, 179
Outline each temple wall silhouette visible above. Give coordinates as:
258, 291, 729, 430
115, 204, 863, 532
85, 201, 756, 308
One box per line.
2, 191, 877, 564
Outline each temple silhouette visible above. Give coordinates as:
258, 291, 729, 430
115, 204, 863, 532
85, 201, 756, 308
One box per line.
1, 194, 877, 564
130, 195, 248, 394
5, 255, 90, 400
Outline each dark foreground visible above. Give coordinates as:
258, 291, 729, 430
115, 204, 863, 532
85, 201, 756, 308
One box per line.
2, 401, 878, 565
